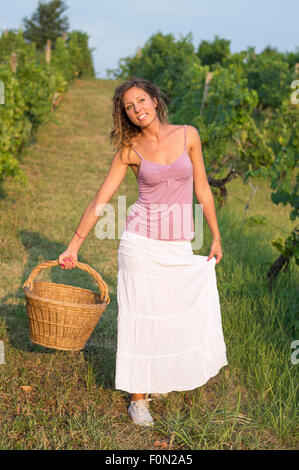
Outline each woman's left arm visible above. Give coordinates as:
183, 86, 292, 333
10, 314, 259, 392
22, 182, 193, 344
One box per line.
188, 126, 223, 264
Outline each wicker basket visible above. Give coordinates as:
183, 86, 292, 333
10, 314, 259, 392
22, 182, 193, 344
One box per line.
22, 260, 110, 351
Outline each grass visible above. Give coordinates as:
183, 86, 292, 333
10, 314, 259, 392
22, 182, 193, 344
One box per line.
0, 77, 298, 450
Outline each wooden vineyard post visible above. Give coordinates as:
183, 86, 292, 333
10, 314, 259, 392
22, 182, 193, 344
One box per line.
45, 39, 51, 64
200, 72, 213, 115
10, 52, 17, 73
0, 80, 4, 105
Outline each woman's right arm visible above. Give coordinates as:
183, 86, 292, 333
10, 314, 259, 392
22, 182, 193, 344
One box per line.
59, 149, 129, 268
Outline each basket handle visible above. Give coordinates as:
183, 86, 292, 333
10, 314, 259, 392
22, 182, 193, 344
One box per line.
22, 260, 110, 303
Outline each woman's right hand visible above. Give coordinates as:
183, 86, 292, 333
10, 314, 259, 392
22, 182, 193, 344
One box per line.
58, 249, 78, 269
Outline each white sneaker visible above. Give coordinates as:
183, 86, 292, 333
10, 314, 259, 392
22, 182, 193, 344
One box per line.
128, 398, 154, 427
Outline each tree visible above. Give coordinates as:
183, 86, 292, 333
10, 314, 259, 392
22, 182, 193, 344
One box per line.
108, 31, 195, 104
284, 46, 299, 69
246, 52, 292, 109
197, 35, 231, 66
261, 45, 281, 56
22, 0, 69, 51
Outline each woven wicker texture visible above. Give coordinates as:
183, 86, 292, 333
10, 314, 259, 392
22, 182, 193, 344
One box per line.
22, 260, 110, 351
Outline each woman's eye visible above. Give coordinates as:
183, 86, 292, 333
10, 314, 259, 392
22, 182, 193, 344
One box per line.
126, 98, 144, 110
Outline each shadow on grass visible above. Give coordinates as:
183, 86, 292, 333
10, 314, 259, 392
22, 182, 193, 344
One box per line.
0, 229, 118, 391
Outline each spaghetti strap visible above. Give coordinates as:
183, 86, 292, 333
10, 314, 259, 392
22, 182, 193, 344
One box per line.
184, 124, 187, 152
131, 146, 143, 160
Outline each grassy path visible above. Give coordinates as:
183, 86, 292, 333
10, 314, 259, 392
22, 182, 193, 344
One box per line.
0, 78, 297, 450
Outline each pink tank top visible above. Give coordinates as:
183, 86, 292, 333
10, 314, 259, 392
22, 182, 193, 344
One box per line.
125, 124, 194, 241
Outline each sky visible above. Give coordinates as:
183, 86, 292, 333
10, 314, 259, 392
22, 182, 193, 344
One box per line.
1, 0, 298, 78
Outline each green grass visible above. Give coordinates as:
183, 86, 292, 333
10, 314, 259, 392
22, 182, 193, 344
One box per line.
0, 77, 298, 450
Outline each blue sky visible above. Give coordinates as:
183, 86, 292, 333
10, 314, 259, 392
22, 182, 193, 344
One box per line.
1, 0, 298, 78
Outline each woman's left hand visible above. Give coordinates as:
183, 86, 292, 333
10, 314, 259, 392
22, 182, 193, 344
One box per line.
207, 240, 223, 264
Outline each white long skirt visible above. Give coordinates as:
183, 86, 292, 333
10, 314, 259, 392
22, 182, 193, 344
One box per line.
115, 230, 228, 394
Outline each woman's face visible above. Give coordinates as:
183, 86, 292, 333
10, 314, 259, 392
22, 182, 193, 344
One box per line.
122, 86, 158, 127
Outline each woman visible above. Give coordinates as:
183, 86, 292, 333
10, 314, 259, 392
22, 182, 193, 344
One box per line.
59, 77, 228, 427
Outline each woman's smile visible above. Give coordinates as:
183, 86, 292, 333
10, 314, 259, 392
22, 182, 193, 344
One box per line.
138, 113, 147, 121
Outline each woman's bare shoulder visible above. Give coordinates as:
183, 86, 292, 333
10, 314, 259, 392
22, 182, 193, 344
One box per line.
118, 144, 139, 165
185, 125, 201, 145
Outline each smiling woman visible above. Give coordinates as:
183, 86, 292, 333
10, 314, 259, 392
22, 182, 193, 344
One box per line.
110, 77, 169, 152
109, 77, 227, 426
123, 89, 166, 143
124, 95, 151, 123
58, 77, 227, 428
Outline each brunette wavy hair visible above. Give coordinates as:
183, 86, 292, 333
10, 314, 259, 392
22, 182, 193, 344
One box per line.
110, 77, 170, 154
